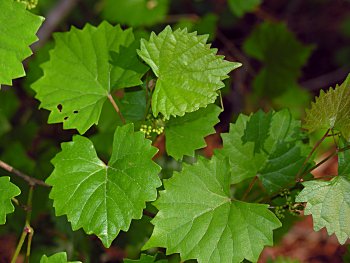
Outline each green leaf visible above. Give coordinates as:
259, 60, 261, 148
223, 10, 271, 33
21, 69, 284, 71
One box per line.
272, 85, 311, 119
228, 0, 261, 17
102, 0, 169, 27
218, 110, 307, 193
296, 177, 350, 244
243, 22, 313, 97
24, 41, 54, 91
296, 143, 350, 244
110, 40, 149, 90
91, 89, 147, 156
165, 104, 221, 160
119, 90, 147, 122
47, 123, 161, 247
174, 13, 218, 42
303, 74, 350, 140
242, 110, 272, 153
32, 22, 147, 134
144, 156, 281, 263
0, 0, 44, 86
258, 142, 305, 193
218, 113, 266, 184
0, 177, 21, 225
40, 252, 81, 263
124, 254, 167, 263
137, 26, 241, 118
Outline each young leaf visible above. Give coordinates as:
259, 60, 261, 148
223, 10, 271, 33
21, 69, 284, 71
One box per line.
304, 74, 350, 140
102, 0, 169, 27
228, 0, 261, 17
296, 143, 350, 244
243, 22, 313, 97
137, 26, 241, 118
47, 124, 161, 247
165, 104, 221, 160
40, 252, 81, 263
0, 0, 44, 86
0, 177, 21, 225
32, 22, 148, 134
218, 110, 307, 193
144, 156, 281, 263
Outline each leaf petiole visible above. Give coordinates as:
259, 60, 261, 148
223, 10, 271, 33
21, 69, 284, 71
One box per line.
107, 93, 126, 124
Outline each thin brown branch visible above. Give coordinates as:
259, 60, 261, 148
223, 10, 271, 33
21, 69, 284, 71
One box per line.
107, 93, 126, 124
164, 14, 200, 24
300, 145, 350, 179
254, 7, 279, 22
216, 30, 255, 76
242, 176, 258, 201
0, 160, 50, 187
32, 0, 81, 50
296, 128, 330, 182
143, 210, 156, 218
300, 67, 349, 91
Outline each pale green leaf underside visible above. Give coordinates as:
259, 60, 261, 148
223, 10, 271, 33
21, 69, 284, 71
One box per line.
296, 144, 350, 244
40, 252, 81, 263
0, 176, 21, 225
102, 0, 169, 27
0, 0, 43, 86
137, 26, 241, 118
165, 104, 221, 160
304, 74, 350, 140
47, 124, 161, 247
218, 109, 306, 193
296, 176, 350, 244
228, 0, 261, 17
144, 156, 281, 263
32, 22, 146, 134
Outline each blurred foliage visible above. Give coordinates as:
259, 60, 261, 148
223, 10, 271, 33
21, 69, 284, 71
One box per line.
1, 0, 350, 262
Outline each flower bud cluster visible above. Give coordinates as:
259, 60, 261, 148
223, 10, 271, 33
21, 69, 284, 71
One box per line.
140, 124, 164, 136
16, 0, 38, 9
139, 114, 166, 138
273, 189, 303, 219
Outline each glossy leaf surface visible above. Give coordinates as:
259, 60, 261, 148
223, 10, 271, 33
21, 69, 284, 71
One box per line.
47, 124, 161, 247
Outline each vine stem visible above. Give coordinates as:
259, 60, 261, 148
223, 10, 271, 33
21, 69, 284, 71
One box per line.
11, 230, 27, 263
242, 176, 258, 201
216, 30, 255, 76
295, 128, 330, 182
254, 6, 279, 22
301, 145, 350, 178
218, 91, 224, 112
143, 210, 156, 218
11, 186, 34, 263
0, 160, 49, 187
107, 93, 126, 124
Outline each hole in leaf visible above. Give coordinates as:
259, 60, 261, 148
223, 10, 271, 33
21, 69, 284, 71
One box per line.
57, 104, 63, 112
73, 110, 78, 114
64, 117, 68, 121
